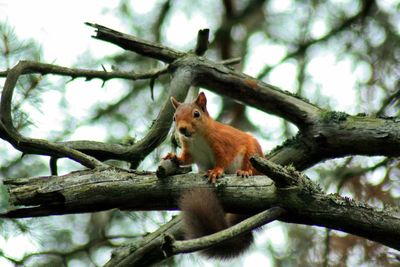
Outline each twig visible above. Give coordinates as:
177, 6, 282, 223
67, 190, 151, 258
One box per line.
257, 0, 375, 79
0, 60, 168, 81
194, 29, 209, 56
152, 0, 171, 43
250, 156, 302, 188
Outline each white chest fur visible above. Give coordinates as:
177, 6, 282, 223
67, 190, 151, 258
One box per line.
185, 134, 244, 174
187, 135, 215, 171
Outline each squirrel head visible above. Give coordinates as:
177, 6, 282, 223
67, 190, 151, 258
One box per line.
170, 92, 210, 138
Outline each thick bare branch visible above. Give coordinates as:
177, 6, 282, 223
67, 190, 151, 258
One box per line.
2, 169, 275, 217
2, 168, 400, 251
266, 114, 400, 170
81, 24, 400, 168
86, 23, 322, 127
184, 57, 322, 126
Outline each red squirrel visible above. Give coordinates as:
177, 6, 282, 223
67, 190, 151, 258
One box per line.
164, 92, 263, 259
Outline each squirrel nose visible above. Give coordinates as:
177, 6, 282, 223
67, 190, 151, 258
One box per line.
179, 127, 191, 137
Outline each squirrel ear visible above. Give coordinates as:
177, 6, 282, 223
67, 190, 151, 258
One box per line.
170, 97, 181, 109
195, 92, 207, 111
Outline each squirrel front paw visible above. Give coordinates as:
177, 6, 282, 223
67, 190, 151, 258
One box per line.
236, 169, 253, 178
163, 152, 176, 160
205, 168, 224, 184
163, 153, 180, 165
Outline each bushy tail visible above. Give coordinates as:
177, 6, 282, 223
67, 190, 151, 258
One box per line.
178, 188, 253, 260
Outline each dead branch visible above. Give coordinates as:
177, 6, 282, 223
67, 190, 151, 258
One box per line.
2, 168, 400, 252
0, 61, 168, 81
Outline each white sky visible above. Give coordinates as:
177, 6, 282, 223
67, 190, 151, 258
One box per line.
0, 0, 152, 65
0, 0, 385, 266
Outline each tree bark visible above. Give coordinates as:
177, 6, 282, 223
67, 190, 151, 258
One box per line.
3, 167, 400, 251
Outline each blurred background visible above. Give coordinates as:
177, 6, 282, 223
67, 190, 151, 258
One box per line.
0, 0, 399, 266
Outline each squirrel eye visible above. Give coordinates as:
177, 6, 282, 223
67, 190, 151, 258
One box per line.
173, 116, 176, 121
193, 110, 201, 118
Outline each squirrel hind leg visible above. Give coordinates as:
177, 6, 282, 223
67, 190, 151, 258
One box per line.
237, 145, 263, 177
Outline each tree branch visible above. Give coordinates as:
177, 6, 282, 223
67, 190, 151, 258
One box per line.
86, 22, 322, 127
86, 22, 184, 63
268, 114, 400, 170
126, 65, 193, 168
80, 24, 400, 168
0, 61, 107, 169
166, 207, 286, 255
104, 215, 183, 267
2, 169, 276, 217
2, 168, 400, 251
193, 29, 209, 56
257, 0, 376, 79
106, 206, 284, 266
2, 22, 399, 266
0, 61, 191, 169
0, 60, 168, 81
250, 156, 400, 251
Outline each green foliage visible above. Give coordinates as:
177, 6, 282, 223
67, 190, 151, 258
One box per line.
268, 133, 302, 155
320, 110, 349, 123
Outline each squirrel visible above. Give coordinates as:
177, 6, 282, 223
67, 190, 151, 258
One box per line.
163, 92, 263, 259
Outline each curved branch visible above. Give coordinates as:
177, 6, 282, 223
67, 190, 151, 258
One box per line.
0, 61, 106, 169
0, 61, 191, 169
0, 35, 244, 169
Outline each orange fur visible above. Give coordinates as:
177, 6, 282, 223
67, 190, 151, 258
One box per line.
164, 92, 263, 183
163, 92, 264, 259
